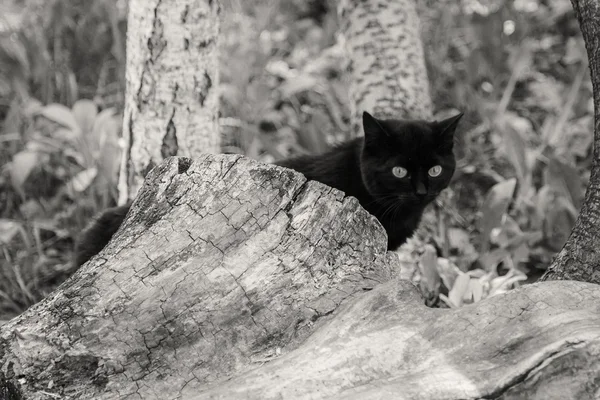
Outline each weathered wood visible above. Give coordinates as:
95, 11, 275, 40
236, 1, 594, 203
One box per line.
197, 280, 600, 400
0, 155, 398, 399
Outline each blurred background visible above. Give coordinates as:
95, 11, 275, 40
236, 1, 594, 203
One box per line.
0, 0, 591, 318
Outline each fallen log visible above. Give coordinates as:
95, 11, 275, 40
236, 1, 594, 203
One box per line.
0, 154, 397, 399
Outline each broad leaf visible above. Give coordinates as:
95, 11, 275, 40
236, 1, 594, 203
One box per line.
479, 178, 517, 252
544, 196, 577, 251
467, 279, 484, 303
9, 150, 40, 196
280, 75, 320, 98
544, 156, 583, 209
448, 273, 470, 308
39, 104, 79, 132
489, 270, 527, 297
490, 214, 523, 247
478, 248, 511, 272
0, 219, 23, 245
296, 110, 330, 154
418, 245, 441, 293
496, 113, 531, 186
72, 99, 98, 135
67, 168, 98, 194
436, 258, 462, 292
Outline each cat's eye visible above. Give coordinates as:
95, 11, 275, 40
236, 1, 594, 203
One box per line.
392, 166, 408, 178
428, 165, 443, 177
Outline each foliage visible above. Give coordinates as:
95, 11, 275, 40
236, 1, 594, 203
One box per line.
0, 98, 122, 319
416, 0, 591, 306
0, 0, 593, 318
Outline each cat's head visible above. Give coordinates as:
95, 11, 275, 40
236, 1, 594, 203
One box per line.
360, 111, 462, 207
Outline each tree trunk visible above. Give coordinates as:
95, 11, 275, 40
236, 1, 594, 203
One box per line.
339, 0, 433, 136
118, 0, 220, 204
540, 0, 600, 283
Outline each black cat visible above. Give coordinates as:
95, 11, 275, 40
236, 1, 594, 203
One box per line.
278, 111, 462, 249
74, 111, 462, 267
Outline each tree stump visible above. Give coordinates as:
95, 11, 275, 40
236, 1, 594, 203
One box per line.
0, 154, 398, 399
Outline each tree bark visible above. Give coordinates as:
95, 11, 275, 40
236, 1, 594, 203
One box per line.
118, 0, 220, 204
542, 0, 600, 283
0, 154, 398, 399
338, 0, 433, 136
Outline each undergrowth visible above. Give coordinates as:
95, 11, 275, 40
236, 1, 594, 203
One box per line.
0, 0, 591, 319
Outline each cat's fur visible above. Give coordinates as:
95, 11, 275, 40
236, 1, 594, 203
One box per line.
74, 111, 462, 267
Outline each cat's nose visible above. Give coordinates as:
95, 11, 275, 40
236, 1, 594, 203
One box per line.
415, 182, 427, 196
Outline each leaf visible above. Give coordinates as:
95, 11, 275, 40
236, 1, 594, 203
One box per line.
88, 108, 122, 181
447, 227, 470, 250
296, 110, 330, 154
544, 196, 577, 252
436, 258, 462, 292
544, 156, 583, 209
489, 270, 527, 297
67, 168, 98, 194
567, 116, 593, 158
495, 113, 531, 185
9, 151, 40, 196
536, 185, 577, 251
418, 245, 441, 293
39, 104, 79, 132
91, 108, 120, 144
280, 74, 321, 98
478, 248, 511, 272
511, 242, 530, 265
563, 37, 586, 65
479, 178, 517, 252
448, 273, 470, 308
438, 294, 455, 308
467, 269, 486, 279
446, 227, 479, 266
536, 185, 555, 217
490, 215, 523, 248
22, 98, 43, 117
468, 279, 484, 303
72, 99, 98, 135
0, 220, 23, 245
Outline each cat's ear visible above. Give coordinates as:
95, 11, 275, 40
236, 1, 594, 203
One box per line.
435, 112, 463, 151
362, 111, 388, 143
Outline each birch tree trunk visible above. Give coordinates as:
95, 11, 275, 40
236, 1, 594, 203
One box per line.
118, 0, 220, 204
339, 0, 432, 135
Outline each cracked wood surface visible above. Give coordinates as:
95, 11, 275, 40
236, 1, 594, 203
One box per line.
1, 155, 600, 399
197, 279, 600, 400
0, 154, 398, 399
